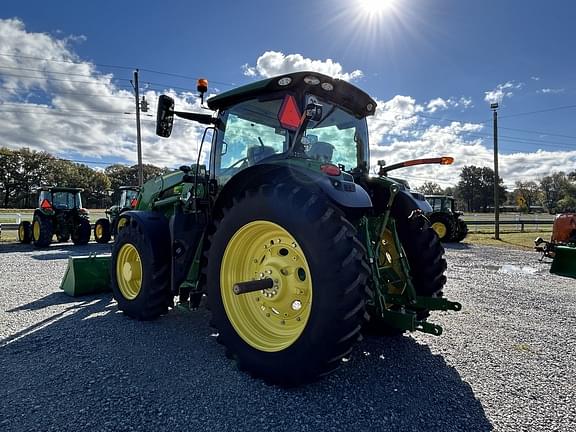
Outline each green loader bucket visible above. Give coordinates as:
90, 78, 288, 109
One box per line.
550, 246, 576, 279
60, 254, 112, 297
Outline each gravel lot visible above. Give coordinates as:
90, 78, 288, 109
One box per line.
0, 241, 574, 431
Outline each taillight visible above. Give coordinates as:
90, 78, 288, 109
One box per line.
320, 164, 341, 176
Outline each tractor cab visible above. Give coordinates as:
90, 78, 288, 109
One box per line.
118, 186, 140, 210
426, 195, 456, 214
38, 187, 83, 211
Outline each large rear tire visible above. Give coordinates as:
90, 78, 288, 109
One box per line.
32, 214, 53, 248
71, 219, 91, 245
110, 215, 171, 320
94, 218, 112, 243
206, 184, 369, 386
453, 218, 468, 242
18, 221, 32, 244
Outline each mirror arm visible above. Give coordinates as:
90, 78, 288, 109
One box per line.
175, 111, 216, 125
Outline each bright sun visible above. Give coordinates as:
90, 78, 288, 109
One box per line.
358, 0, 395, 17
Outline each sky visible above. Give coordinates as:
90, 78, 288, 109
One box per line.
1, 0, 575, 188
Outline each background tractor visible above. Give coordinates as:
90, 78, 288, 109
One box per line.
102, 72, 460, 385
93, 186, 140, 243
425, 195, 468, 242
18, 187, 91, 247
535, 212, 576, 278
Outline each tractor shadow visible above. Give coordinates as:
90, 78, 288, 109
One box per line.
7, 291, 91, 312
443, 242, 472, 250
0, 296, 492, 432
0, 242, 110, 257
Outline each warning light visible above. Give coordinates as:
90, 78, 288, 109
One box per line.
440, 157, 454, 165
197, 78, 208, 104
320, 164, 341, 176
278, 95, 301, 131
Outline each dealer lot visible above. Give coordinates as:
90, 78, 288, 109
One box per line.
0, 243, 574, 432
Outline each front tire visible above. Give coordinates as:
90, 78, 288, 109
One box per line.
206, 184, 369, 385
94, 219, 112, 243
430, 212, 457, 242
71, 219, 91, 245
110, 215, 171, 320
18, 221, 32, 244
56, 233, 70, 243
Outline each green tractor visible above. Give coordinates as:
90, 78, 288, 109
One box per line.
93, 186, 140, 243
425, 195, 468, 242
107, 72, 460, 385
18, 187, 91, 247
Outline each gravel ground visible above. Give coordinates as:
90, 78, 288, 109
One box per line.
0, 241, 574, 431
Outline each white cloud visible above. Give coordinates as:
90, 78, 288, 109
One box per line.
241, 51, 363, 81
0, 18, 208, 168
368, 94, 576, 188
484, 81, 524, 104
425, 96, 474, 113
537, 88, 565, 94
2, 19, 575, 188
531, 76, 541, 81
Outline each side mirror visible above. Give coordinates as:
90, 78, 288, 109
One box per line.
156, 95, 175, 137
304, 103, 322, 122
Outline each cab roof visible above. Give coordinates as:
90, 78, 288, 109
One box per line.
39, 187, 84, 193
207, 71, 377, 118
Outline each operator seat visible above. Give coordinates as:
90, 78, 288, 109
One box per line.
307, 141, 334, 163
247, 145, 276, 165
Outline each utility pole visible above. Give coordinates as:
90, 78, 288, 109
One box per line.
491, 102, 500, 240
132, 69, 144, 186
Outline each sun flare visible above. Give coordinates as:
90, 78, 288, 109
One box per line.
357, 0, 396, 17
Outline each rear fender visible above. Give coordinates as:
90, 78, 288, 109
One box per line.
363, 177, 431, 220
117, 210, 171, 247
213, 163, 372, 215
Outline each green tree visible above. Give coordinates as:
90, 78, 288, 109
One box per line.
419, 181, 444, 195
514, 180, 541, 212
455, 165, 506, 212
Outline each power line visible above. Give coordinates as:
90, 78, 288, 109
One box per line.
0, 108, 155, 120
0, 52, 134, 71
0, 64, 109, 79
0, 85, 134, 100
0, 52, 236, 87
0, 70, 130, 86
499, 126, 576, 140
498, 104, 576, 120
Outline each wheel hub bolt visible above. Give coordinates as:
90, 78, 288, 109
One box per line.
291, 300, 302, 311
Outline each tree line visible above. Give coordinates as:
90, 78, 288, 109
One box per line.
420, 165, 576, 213
2, 147, 574, 213
0, 147, 168, 208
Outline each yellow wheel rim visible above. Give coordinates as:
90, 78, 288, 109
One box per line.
95, 224, 103, 239
432, 222, 447, 239
33, 220, 40, 241
18, 225, 25, 241
116, 243, 143, 300
117, 217, 128, 231
220, 220, 312, 352
379, 229, 406, 295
